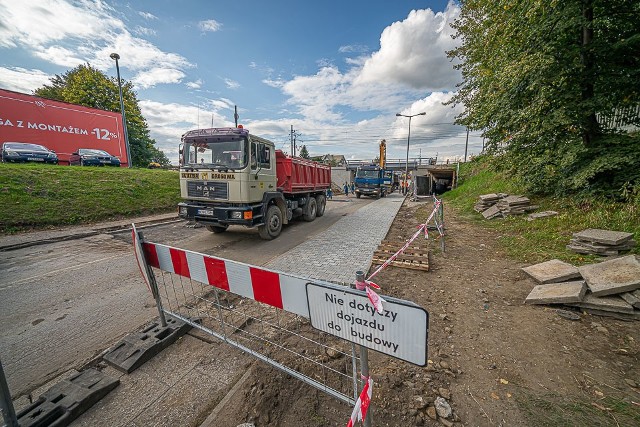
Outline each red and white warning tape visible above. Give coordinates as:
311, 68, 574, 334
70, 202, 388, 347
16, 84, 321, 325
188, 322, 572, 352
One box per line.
357, 198, 443, 312
346, 376, 373, 427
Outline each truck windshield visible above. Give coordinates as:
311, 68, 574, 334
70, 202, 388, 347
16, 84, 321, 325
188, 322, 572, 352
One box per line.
183, 138, 247, 169
356, 170, 379, 178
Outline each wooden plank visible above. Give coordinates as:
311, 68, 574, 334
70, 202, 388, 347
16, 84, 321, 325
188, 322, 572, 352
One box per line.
374, 248, 430, 257
371, 257, 430, 272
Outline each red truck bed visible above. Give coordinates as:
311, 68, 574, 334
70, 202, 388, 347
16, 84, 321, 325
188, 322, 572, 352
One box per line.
275, 150, 331, 194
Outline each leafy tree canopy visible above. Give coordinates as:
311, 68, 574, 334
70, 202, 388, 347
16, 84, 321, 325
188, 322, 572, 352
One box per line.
448, 0, 640, 197
34, 64, 167, 167
299, 145, 310, 159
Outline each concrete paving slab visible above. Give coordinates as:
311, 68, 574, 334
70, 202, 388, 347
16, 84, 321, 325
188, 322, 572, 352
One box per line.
568, 238, 636, 253
130, 353, 248, 427
71, 369, 170, 427
479, 193, 499, 201
522, 259, 582, 284
568, 293, 635, 314
579, 308, 640, 321
620, 292, 640, 309
525, 281, 587, 305
481, 205, 501, 219
527, 211, 558, 221
578, 255, 640, 296
572, 229, 634, 245
135, 335, 205, 387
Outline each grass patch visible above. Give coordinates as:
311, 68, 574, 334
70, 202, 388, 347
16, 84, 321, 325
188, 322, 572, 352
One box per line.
0, 163, 181, 233
442, 159, 640, 265
516, 390, 640, 427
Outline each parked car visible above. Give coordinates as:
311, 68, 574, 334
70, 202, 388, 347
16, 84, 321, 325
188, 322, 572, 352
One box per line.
1, 142, 59, 164
70, 148, 121, 166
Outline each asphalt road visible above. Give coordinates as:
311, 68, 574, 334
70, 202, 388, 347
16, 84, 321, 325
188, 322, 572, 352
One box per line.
0, 196, 372, 398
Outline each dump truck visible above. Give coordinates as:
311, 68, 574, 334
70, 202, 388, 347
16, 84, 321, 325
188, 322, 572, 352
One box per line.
354, 164, 388, 199
178, 127, 331, 239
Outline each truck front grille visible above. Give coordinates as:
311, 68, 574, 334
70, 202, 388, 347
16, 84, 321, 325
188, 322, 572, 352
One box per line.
187, 181, 228, 200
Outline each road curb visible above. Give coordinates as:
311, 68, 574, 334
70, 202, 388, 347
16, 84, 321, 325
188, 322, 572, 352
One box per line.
0, 216, 182, 252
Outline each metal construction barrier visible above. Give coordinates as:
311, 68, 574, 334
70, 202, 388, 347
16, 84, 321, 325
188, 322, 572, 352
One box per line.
132, 224, 430, 424
133, 225, 361, 405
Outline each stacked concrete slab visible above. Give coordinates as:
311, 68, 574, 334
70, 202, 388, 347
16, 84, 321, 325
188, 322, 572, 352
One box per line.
475, 193, 537, 219
523, 255, 640, 320
568, 228, 636, 256
495, 195, 537, 215
474, 193, 504, 212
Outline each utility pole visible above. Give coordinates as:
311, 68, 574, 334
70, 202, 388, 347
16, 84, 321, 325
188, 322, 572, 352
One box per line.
464, 127, 469, 162
290, 125, 294, 156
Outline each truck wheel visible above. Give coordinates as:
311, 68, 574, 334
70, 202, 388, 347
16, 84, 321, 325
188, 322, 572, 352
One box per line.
206, 224, 228, 233
258, 205, 282, 240
356, 193, 361, 199
303, 197, 317, 222
315, 195, 326, 217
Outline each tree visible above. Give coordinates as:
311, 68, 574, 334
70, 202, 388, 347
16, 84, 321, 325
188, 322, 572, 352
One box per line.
299, 145, 310, 159
448, 0, 640, 196
34, 64, 164, 167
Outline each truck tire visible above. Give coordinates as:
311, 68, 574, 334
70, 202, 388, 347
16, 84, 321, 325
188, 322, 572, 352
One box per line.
315, 194, 326, 217
258, 205, 282, 240
356, 193, 361, 199
206, 224, 228, 233
303, 197, 317, 222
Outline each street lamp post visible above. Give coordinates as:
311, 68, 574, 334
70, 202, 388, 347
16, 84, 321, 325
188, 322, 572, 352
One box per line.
396, 112, 426, 195
110, 53, 132, 168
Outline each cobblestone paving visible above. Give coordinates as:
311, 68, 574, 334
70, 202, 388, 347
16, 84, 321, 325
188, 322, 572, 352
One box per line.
266, 193, 405, 284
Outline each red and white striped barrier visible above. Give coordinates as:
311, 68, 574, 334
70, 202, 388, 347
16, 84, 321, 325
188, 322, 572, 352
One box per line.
346, 377, 373, 427
139, 241, 311, 318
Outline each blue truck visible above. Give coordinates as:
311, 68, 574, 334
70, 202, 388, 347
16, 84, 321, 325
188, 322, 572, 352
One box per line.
354, 164, 387, 199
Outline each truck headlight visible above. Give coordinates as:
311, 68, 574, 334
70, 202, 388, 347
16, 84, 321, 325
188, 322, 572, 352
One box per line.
179, 206, 188, 215
230, 211, 243, 219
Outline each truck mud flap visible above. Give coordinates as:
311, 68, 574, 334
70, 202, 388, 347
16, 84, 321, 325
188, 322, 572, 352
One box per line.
102, 315, 192, 373
16, 368, 119, 427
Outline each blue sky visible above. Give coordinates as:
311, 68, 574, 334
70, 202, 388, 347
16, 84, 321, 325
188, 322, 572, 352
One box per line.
0, 0, 483, 164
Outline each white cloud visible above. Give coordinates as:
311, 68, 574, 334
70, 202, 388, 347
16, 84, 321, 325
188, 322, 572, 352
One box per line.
138, 11, 157, 20
133, 68, 186, 89
356, 2, 461, 90
0, 67, 51, 93
186, 79, 203, 89
33, 45, 85, 67
140, 99, 235, 163
264, 2, 461, 125
249, 62, 257, 69
0, 1, 192, 88
0, 0, 121, 49
198, 19, 222, 32
223, 78, 240, 89
133, 26, 156, 37
338, 44, 368, 54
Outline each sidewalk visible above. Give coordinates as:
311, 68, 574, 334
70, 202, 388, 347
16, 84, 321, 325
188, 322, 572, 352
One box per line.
9, 194, 406, 426
0, 211, 179, 251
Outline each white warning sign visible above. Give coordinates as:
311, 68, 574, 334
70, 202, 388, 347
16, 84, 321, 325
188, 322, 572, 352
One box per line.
306, 282, 429, 365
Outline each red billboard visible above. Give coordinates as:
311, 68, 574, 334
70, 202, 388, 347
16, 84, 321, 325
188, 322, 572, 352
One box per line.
0, 88, 128, 166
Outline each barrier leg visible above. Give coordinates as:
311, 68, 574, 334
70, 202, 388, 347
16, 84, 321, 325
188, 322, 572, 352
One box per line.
0, 357, 19, 427
137, 230, 167, 328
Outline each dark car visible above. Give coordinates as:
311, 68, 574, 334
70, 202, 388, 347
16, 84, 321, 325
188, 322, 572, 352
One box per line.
71, 148, 121, 166
1, 142, 59, 164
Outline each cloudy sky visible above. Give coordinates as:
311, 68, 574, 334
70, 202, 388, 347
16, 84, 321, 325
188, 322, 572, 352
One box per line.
0, 0, 483, 164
